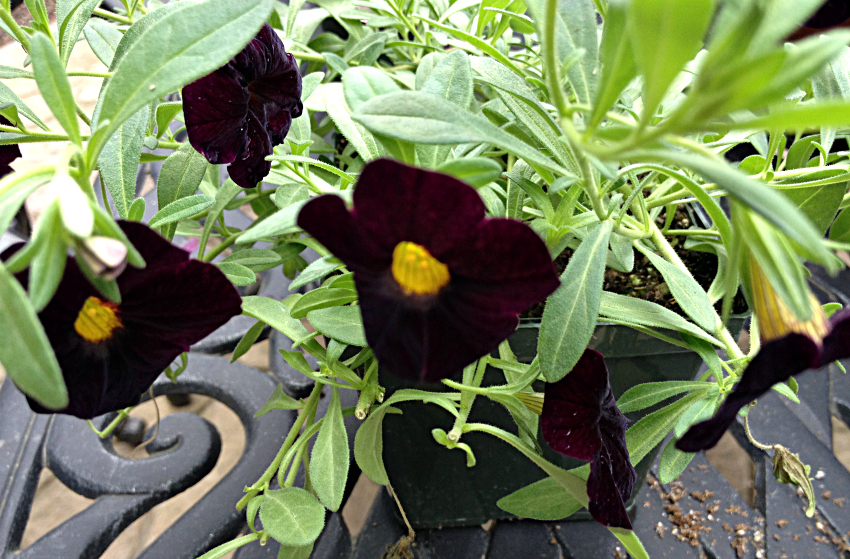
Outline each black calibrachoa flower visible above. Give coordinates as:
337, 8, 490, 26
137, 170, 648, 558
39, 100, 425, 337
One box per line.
541, 349, 637, 529
297, 159, 560, 383
677, 257, 850, 452
2, 222, 242, 419
0, 116, 22, 179
183, 23, 302, 189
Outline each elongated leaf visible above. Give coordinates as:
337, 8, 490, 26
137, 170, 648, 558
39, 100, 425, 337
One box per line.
230, 319, 266, 363
419, 50, 474, 167
674, 395, 719, 438
829, 208, 850, 243
306, 306, 367, 346
643, 250, 716, 331
0, 82, 48, 130
222, 248, 282, 272
342, 67, 400, 113
310, 386, 349, 511
92, 0, 275, 159
496, 477, 582, 520
254, 384, 303, 417
148, 194, 214, 229
99, 105, 149, 218
289, 256, 342, 291
30, 33, 80, 144
290, 288, 358, 319
627, 0, 713, 120
354, 91, 571, 175
259, 487, 325, 547
526, 0, 598, 104
617, 381, 713, 413
84, 19, 123, 67
658, 439, 694, 484
241, 296, 326, 359
539, 221, 612, 382
599, 291, 719, 344
625, 390, 707, 464
435, 157, 502, 188
218, 262, 257, 286
0, 261, 68, 409
354, 404, 401, 485
57, 0, 101, 65
156, 143, 208, 240
0, 166, 54, 233
590, 0, 637, 130
780, 182, 846, 236
28, 203, 67, 311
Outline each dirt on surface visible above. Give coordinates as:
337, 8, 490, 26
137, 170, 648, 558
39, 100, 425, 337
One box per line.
523, 206, 748, 319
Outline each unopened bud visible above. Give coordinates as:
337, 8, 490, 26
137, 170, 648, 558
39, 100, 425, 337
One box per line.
77, 236, 128, 280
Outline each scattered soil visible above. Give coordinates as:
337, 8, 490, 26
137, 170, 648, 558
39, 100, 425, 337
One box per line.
522, 206, 749, 319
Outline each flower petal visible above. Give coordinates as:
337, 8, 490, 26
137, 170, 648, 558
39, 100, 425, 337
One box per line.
676, 333, 820, 452
587, 437, 636, 529
227, 109, 272, 188
541, 349, 610, 461
116, 220, 189, 291
352, 159, 485, 260
182, 67, 250, 165
297, 194, 387, 271
447, 218, 559, 315
820, 307, 850, 364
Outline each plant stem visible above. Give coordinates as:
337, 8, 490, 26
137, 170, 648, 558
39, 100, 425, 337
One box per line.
743, 412, 774, 451
202, 231, 243, 262
92, 7, 133, 24
67, 71, 112, 78
447, 357, 487, 443
0, 6, 31, 50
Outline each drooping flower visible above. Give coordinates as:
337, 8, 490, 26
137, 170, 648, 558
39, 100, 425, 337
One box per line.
297, 159, 559, 382
541, 349, 637, 529
676, 257, 850, 452
0, 116, 22, 179
788, 0, 850, 41
2, 222, 242, 419
183, 24, 302, 189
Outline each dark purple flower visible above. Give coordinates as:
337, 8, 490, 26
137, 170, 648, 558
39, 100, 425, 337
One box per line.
297, 159, 559, 382
677, 259, 850, 452
0, 116, 22, 179
2, 222, 242, 419
541, 349, 637, 529
183, 24, 302, 189
788, 0, 850, 40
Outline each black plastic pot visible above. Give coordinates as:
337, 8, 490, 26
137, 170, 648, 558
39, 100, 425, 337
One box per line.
380, 316, 746, 529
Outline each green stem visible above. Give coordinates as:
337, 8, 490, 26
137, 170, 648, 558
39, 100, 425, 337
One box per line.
447, 357, 487, 443
92, 7, 133, 24
235, 383, 322, 510
289, 50, 327, 63
0, 6, 31, 50
543, 0, 569, 119
202, 231, 243, 262
67, 71, 112, 78
195, 533, 261, 559
87, 408, 132, 438
284, 397, 320, 487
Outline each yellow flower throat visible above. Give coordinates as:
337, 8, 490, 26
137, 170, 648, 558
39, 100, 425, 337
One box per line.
391, 242, 450, 296
74, 296, 123, 343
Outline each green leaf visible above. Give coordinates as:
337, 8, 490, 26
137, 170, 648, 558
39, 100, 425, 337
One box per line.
306, 306, 367, 346
155, 101, 183, 138
241, 296, 327, 359
640, 150, 833, 266
599, 291, 719, 344
27, 203, 67, 311
617, 381, 712, 413
354, 91, 571, 176
658, 439, 695, 484
148, 194, 214, 229
199, 178, 241, 258
223, 248, 283, 272
0, 166, 54, 233
0, 261, 68, 409
156, 143, 209, 240
342, 67, 400, 113
29, 33, 81, 145
254, 384, 304, 417
289, 256, 342, 291
217, 262, 257, 286
590, 0, 637, 130
354, 404, 402, 485
127, 197, 146, 222
92, 0, 275, 159
274, 182, 310, 209
526, 0, 598, 104
435, 157, 502, 188
496, 477, 582, 520
829, 208, 850, 243
99, 105, 149, 219
780, 182, 846, 236
422, 49, 473, 109
749, 0, 828, 56
674, 395, 719, 438
57, 0, 101, 65
259, 487, 325, 547
626, 391, 707, 464
539, 221, 612, 383
627, 0, 713, 120
310, 386, 350, 511
290, 288, 358, 319
326, 82, 383, 162
231, 320, 266, 363
277, 544, 314, 559
247, 494, 264, 533
84, 19, 123, 67
643, 250, 716, 331
0, 82, 48, 130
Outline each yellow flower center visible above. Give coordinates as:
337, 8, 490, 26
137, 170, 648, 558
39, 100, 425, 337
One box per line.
74, 296, 123, 343
391, 242, 451, 296
748, 257, 829, 343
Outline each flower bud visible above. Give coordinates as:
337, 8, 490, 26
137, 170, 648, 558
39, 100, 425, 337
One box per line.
77, 236, 128, 280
